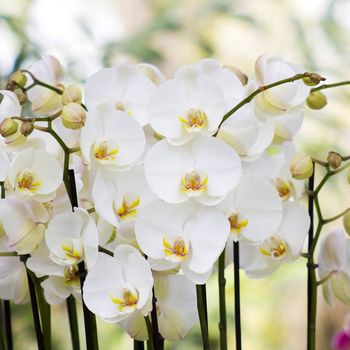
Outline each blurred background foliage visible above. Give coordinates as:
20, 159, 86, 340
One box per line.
1, 0, 350, 349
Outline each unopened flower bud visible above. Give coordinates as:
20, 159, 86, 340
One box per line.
61, 103, 86, 130
304, 73, 324, 86
224, 65, 248, 85
13, 89, 27, 105
290, 154, 313, 180
327, 152, 342, 169
8, 71, 27, 88
31, 90, 62, 115
62, 85, 82, 104
343, 211, 350, 236
306, 91, 327, 110
0, 118, 18, 138
20, 120, 34, 136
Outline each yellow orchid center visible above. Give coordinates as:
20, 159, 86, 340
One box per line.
181, 170, 208, 196
64, 265, 80, 286
179, 108, 207, 132
114, 194, 140, 222
61, 239, 83, 264
115, 101, 132, 116
16, 170, 41, 194
229, 213, 248, 234
259, 236, 287, 259
163, 236, 188, 261
94, 139, 119, 163
275, 178, 292, 200
111, 287, 139, 312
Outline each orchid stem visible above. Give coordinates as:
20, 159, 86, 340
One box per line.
216, 72, 324, 132
233, 242, 242, 350
307, 167, 317, 350
134, 341, 144, 350
145, 316, 155, 350
218, 249, 227, 350
66, 296, 80, 350
3, 301, 13, 350
196, 284, 210, 350
68, 169, 99, 350
34, 283, 51, 349
150, 288, 163, 350
311, 80, 350, 93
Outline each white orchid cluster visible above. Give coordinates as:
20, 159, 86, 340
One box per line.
0, 54, 339, 345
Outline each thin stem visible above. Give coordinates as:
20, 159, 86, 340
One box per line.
150, 289, 163, 350
307, 169, 316, 350
66, 295, 80, 350
233, 242, 242, 350
145, 316, 155, 350
216, 72, 322, 132
218, 249, 227, 350
0, 252, 17, 257
68, 170, 98, 350
323, 208, 350, 224
26, 268, 45, 350
4, 301, 13, 350
134, 341, 145, 350
21, 70, 63, 95
98, 246, 114, 257
316, 271, 335, 287
196, 285, 210, 350
34, 282, 51, 350
311, 81, 350, 93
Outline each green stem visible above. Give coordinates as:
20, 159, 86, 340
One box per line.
134, 340, 144, 350
218, 250, 227, 350
66, 296, 80, 350
145, 316, 155, 350
216, 72, 322, 131
21, 70, 63, 95
34, 282, 51, 350
196, 285, 210, 350
322, 208, 350, 224
0, 252, 17, 257
311, 81, 350, 93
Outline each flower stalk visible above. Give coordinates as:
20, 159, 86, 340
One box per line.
233, 242, 242, 350
196, 284, 210, 350
218, 249, 227, 350
66, 296, 80, 350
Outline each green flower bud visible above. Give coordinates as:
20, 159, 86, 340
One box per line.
303, 73, 324, 86
306, 91, 327, 110
0, 118, 19, 138
14, 89, 27, 105
61, 103, 86, 130
343, 211, 350, 236
8, 71, 27, 88
290, 154, 313, 180
62, 85, 82, 105
327, 152, 342, 170
20, 120, 34, 136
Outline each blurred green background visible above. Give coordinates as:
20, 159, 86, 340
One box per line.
1, 0, 350, 349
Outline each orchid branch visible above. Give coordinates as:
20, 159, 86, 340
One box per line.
218, 249, 227, 350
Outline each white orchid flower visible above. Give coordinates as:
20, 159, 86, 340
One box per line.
27, 242, 81, 305
272, 108, 304, 143
45, 208, 99, 270
148, 72, 227, 145
7, 147, 62, 202
0, 198, 49, 254
0, 240, 28, 304
119, 273, 198, 341
217, 105, 274, 158
92, 165, 155, 242
135, 199, 230, 284
318, 230, 350, 305
25, 55, 64, 115
144, 136, 242, 205
84, 63, 158, 126
80, 104, 145, 172
239, 201, 310, 278
254, 55, 310, 118
83, 245, 153, 323
175, 58, 245, 109
218, 175, 283, 242
0, 150, 10, 181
